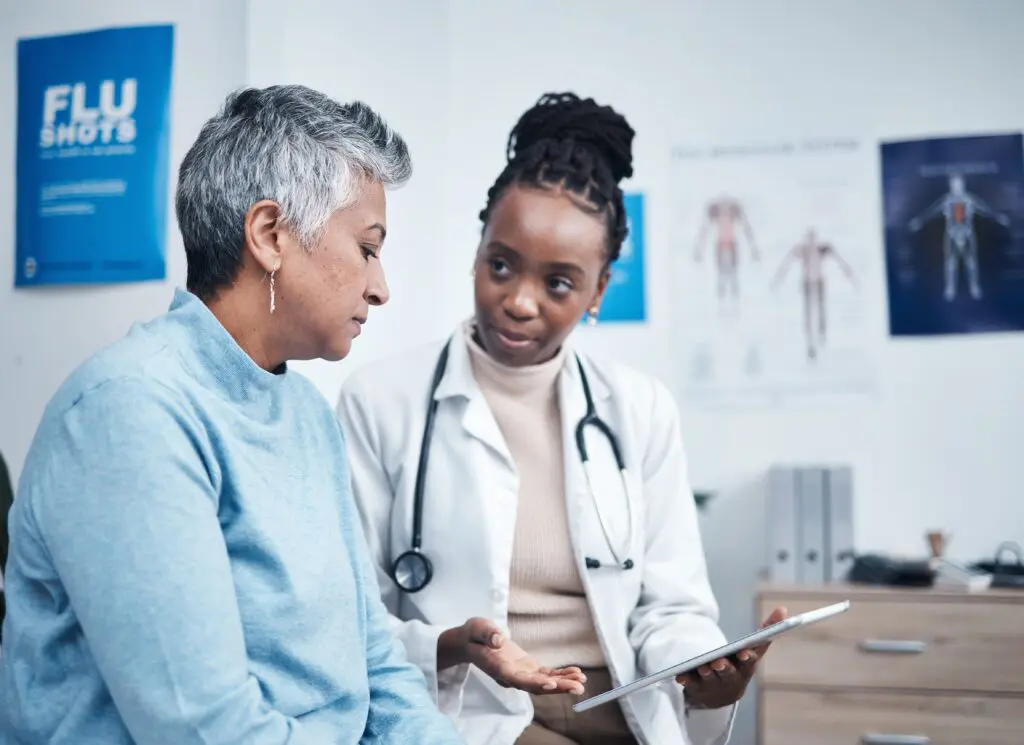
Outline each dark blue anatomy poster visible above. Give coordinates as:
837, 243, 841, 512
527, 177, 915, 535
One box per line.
880, 133, 1024, 336
15, 24, 175, 287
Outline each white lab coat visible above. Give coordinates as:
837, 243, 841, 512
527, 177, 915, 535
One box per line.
337, 322, 736, 745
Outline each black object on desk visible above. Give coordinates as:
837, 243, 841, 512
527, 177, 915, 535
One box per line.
846, 553, 934, 587
970, 541, 1024, 589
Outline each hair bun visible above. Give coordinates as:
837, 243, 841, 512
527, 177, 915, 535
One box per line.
506, 92, 635, 183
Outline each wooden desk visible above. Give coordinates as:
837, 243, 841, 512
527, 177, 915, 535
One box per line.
756, 583, 1024, 745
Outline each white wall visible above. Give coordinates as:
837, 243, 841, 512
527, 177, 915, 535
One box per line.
0, 0, 248, 481
248, 0, 1024, 561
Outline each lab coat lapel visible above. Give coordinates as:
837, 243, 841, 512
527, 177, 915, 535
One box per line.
433, 323, 512, 466
558, 358, 587, 565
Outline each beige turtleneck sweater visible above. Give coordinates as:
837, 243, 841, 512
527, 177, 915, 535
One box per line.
464, 326, 605, 669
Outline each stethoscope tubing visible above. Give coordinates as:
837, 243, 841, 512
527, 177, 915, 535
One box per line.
391, 335, 635, 593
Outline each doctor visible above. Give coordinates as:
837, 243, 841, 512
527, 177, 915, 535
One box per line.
337, 92, 784, 745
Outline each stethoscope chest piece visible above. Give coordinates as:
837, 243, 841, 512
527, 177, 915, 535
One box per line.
392, 548, 434, 594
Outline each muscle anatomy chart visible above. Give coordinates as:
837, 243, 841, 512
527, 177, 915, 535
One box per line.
669, 137, 877, 404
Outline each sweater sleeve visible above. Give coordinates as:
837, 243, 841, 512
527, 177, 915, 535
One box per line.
27, 379, 319, 744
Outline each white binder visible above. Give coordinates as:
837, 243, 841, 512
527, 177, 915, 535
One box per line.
824, 465, 855, 583
766, 466, 798, 583
796, 467, 827, 584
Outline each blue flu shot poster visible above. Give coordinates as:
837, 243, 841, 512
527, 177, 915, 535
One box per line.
15, 24, 175, 287
880, 133, 1024, 336
591, 191, 647, 323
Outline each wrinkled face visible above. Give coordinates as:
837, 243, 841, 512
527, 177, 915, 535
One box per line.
474, 183, 610, 367
271, 181, 390, 362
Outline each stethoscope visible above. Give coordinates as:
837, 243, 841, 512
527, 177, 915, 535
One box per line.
390, 337, 636, 594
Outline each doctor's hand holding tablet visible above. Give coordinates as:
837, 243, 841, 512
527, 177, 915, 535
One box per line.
573, 601, 851, 714
674, 606, 787, 709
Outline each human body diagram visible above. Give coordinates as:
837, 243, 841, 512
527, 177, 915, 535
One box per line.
693, 196, 758, 313
772, 229, 856, 361
907, 174, 1010, 301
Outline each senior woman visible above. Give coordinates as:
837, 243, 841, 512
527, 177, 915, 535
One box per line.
0, 85, 463, 745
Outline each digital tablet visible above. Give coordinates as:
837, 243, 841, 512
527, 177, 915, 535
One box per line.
572, 600, 850, 713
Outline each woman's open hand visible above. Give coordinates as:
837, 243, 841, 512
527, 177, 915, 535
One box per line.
439, 617, 586, 695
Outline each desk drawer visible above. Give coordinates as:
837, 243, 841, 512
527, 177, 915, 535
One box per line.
757, 596, 1024, 693
761, 689, 1024, 745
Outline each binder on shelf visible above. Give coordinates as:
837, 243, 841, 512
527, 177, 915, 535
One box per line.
796, 467, 827, 584
824, 466, 855, 583
764, 464, 856, 584
766, 466, 798, 584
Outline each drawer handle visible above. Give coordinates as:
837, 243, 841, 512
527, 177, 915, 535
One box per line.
861, 735, 930, 745
858, 639, 927, 654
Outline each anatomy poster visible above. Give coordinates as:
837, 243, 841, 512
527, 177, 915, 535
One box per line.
669, 138, 877, 405
880, 133, 1024, 336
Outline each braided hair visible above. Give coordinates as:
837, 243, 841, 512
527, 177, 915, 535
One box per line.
479, 92, 636, 264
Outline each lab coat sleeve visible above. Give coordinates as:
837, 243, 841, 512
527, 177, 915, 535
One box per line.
336, 382, 472, 719
626, 379, 736, 745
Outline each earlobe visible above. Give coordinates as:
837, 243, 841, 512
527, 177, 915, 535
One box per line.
590, 270, 611, 317
244, 199, 286, 274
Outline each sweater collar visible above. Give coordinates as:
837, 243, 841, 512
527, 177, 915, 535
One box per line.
163, 288, 287, 399
463, 321, 565, 398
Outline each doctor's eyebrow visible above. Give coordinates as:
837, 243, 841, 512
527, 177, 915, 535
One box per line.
484, 242, 585, 276
483, 240, 517, 254
545, 261, 585, 278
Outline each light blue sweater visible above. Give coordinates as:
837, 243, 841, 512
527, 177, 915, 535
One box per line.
0, 289, 462, 745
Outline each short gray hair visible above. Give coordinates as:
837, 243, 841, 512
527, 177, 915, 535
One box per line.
175, 84, 412, 299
